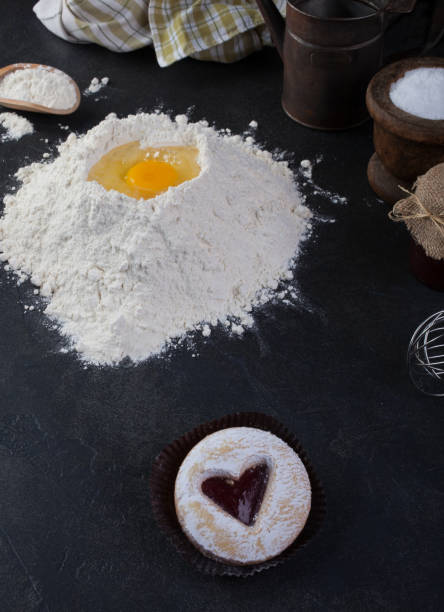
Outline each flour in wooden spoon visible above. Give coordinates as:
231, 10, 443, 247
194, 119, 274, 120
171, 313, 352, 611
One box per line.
0, 112, 311, 364
0, 66, 77, 110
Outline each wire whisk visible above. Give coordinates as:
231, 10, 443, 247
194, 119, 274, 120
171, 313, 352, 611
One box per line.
408, 311, 444, 396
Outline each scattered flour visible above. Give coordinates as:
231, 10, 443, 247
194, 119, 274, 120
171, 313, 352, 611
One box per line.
201, 324, 211, 337
389, 67, 444, 120
0, 66, 77, 110
299, 157, 347, 205
300, 159, 312, 179
231, 323, 244, 335
0, 112, 311, 365
85, 77, 109, 95
0, 112, 34, 141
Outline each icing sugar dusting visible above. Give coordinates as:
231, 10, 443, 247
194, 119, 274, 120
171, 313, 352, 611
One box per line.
175, 427, 311, 564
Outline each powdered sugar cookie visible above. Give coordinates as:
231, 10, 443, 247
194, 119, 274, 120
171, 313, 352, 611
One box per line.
174, 426, 311, 565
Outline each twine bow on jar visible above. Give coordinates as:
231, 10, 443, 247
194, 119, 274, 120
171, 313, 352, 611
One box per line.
389, 186, 444, 234
388, 163, 444, 261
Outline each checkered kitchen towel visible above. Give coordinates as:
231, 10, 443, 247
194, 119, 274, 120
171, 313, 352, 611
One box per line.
34, 0, 286, 67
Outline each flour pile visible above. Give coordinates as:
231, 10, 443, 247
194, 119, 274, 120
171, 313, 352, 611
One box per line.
0, 66, 77, 110
0, 112, 34, 141
0, 112, 311, 364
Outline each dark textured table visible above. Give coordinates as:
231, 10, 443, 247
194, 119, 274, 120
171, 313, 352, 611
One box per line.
1, 3, 443, 611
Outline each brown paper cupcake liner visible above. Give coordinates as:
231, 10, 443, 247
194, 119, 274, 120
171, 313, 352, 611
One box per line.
149, 412, 326, 577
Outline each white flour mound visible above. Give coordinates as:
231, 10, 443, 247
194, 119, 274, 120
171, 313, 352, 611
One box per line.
0, 112, 311, 365
0, 66, 77, 110
0, 112, 34, 141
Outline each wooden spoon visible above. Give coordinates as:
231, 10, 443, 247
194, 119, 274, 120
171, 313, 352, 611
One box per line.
0, 63, 81, 115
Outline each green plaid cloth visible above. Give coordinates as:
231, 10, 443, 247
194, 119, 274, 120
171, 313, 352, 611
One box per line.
34, 0, 286, 67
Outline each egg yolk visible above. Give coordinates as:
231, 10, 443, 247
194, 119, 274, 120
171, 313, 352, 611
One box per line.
125, 160, 178, 193
87, 141, 200, 200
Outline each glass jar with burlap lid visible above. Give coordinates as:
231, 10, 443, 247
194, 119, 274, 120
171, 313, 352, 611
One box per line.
389, 162, 444, 291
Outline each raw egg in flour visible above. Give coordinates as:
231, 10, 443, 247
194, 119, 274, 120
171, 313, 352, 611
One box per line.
87, 141, 200, 199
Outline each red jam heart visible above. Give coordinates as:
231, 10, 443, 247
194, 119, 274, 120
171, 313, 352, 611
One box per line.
201, 463, 269, 526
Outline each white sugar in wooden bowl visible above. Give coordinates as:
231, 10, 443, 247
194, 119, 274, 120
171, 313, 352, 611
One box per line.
389, 67, 444, 120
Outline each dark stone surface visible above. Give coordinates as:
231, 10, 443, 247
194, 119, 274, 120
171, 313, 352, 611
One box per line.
0, 2, 443, 611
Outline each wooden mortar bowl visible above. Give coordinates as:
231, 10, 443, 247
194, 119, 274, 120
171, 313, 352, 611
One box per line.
366, 56, 444, 204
